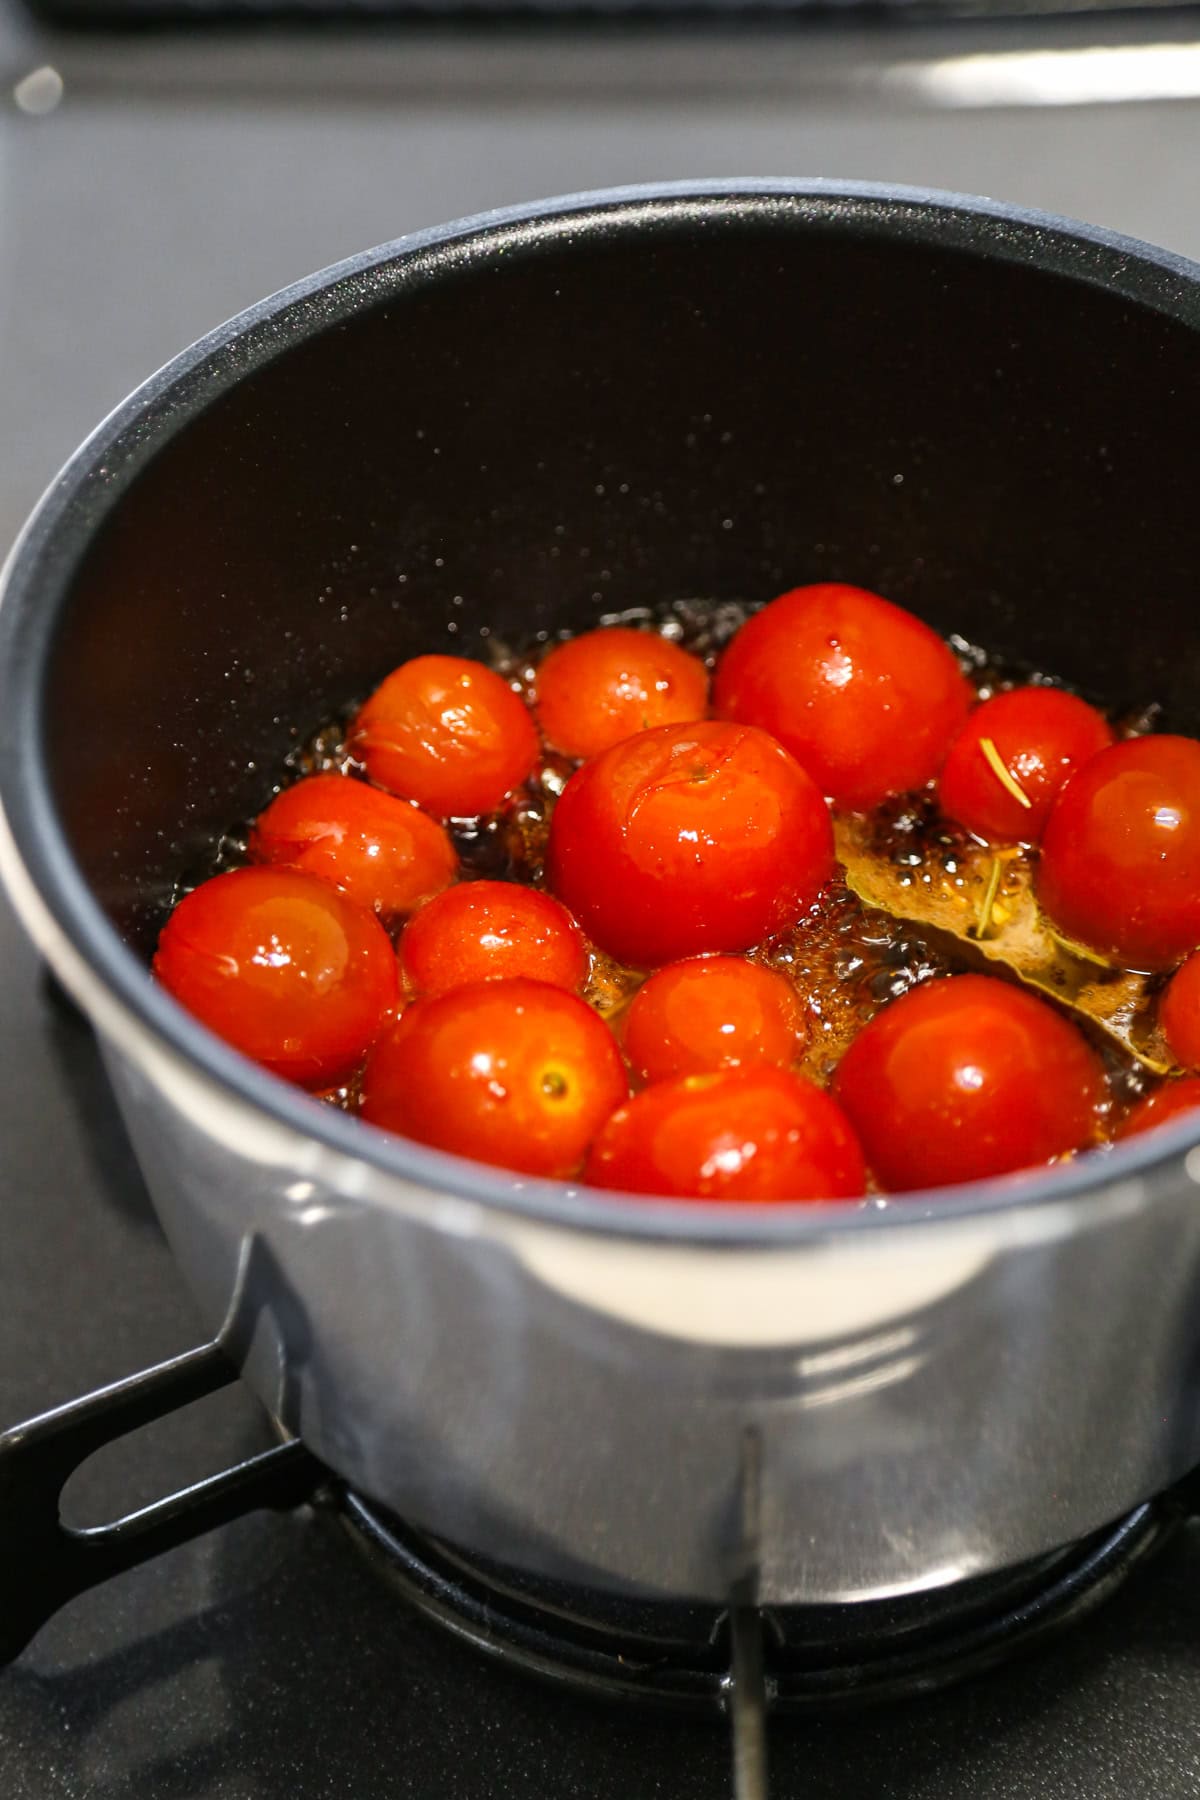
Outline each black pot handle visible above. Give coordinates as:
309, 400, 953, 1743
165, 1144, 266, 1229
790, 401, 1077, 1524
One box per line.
0, 1341, 324, 1663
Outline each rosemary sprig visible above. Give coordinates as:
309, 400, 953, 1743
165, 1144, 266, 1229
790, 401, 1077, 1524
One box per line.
979, 736, 1032, 811
1042, 922, 1115, 969
971, 855, 1004, 940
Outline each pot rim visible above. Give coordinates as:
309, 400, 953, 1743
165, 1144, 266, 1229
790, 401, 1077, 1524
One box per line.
4, 175, 1200, 1246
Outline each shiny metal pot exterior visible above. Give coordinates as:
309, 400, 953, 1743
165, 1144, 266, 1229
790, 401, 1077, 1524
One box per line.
4, 183, 1200, 1605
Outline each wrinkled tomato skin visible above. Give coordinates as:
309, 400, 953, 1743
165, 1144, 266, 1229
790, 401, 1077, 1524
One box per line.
833, 973, 1103, 1191
153, 866, 398, 1089
349, 654, 538, 818
1038, 736, 1200, 971
249, 773, 457, 920
584, 1065, 866, 1201
713, 583, 972, 809
398, 880, 586, 996
1118, 1078, 1200, 1141
361, 978, 628, 1177
546, 720, 834, 968
938, 686, 1114, 844
535, 626, 709, 759
623, 955, 806, 1084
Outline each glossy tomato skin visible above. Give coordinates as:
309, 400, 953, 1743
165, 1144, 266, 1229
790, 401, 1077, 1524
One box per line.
1038, 736, 1200, 970
249, 773, 457, 921
938, 687, 1114, 844
153, 867, 398, 1088
350, 654, 538, 818
832, 973, 1103, 1191
361, 978, 627, 1177
546, 721, 834, 968
1118, 1077, 1200, 1140
535, 626, 708, 760
584, 1066, 865, 1201
713, 584, 972, 810
398, 879, 586, 996
623, 956, 806, 1084
1159, 953, 1200, 1071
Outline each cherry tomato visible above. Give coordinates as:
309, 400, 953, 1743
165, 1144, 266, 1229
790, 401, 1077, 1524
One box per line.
249, 773, 456, 921
1038, 736, 1200, 970
535, 626, 708, 760
938, 686, 1114, 844
623, 956, 806, 1085
713, 584, 971, 810
1118, 1078, 1200, 1140
832, 974, 1102, 1191
584, 1066, 865, 1201
361, 978, 627, 1177
546, 721, 833, 968
350, 654, 538, 818
1159, 952, 1200, 1071
154, 867, 398, 1088
399, 879, 586, 996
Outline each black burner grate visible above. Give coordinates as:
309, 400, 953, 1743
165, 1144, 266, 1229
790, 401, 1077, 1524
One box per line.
335, 1489, 1171, 1715
334, 1487, 1173, 1799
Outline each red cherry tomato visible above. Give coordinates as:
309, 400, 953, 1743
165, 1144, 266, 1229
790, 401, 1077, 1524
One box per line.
154, 867, 397, 1088
1159, 952, 1200, 1071
832, 974, 1103, 1191
1118, 1078, 1200, 1140
361, 978, 627, 1177
535, 626, 709, 760
584, 1066, 865, 1201
938, 686, 1114, 844
713, 584, 971, 810
399, 880, 586, 996
249, 773, 457, 921
623, 956, 806, 1085
546, 721, 834, 968
350, 655, 538, 818
1038, 736, 1200, 970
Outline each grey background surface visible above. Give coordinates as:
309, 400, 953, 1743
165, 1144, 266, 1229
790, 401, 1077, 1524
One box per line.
3, 9, 1200, 1795
2, 10, 1200, 549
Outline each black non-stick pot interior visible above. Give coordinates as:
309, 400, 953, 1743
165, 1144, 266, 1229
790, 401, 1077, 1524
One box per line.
35, 192, 1200, 953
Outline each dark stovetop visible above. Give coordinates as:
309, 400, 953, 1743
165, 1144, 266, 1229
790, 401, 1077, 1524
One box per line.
6, 9, 1200, 1794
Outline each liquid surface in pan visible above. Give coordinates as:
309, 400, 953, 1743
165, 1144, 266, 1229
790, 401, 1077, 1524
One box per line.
151, 582, 1200, 1202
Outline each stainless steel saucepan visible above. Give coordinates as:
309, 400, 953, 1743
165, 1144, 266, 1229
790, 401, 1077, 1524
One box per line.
3, 181, 1200, 1608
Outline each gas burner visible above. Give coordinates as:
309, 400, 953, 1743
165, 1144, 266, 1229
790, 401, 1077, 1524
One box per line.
0, 1337, 1189, 1800
336, 1490, 1171, 1715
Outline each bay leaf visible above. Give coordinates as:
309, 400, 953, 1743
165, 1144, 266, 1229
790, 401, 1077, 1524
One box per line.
833, 812, 1173, 1074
